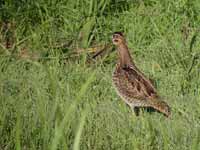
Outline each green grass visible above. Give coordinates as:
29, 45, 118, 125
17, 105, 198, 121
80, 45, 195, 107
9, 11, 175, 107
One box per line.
0, 0, 200, 150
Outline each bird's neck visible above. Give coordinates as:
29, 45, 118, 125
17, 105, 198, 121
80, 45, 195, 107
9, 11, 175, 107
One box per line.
117, 43, 134, 68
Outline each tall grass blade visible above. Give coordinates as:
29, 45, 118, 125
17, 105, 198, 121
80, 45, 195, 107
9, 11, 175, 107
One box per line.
50, 71, 96, 150
73, 110, 87, 150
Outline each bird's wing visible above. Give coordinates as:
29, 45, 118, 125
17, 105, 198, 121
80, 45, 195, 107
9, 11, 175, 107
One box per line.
121, 66, 159, 101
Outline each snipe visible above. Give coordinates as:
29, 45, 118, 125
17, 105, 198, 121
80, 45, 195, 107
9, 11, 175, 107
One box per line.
112, 32, 170, 117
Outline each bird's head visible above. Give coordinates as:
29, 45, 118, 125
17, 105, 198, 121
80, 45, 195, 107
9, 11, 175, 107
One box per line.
112, 32, 126, 46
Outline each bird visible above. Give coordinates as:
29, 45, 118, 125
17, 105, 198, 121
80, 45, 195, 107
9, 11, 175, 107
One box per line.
112, 32, 170, 117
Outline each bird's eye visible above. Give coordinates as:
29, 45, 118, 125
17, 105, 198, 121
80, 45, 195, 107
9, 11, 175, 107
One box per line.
113, 34, 119, 38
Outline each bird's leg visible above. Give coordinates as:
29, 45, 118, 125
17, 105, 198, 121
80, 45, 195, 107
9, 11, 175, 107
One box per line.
132, 107, 140, 116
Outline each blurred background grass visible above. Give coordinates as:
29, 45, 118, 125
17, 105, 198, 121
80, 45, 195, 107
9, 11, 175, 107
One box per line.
0, 0, 200, 150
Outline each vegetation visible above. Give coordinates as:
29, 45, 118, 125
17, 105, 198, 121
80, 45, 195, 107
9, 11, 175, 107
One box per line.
0, 0, 200, 149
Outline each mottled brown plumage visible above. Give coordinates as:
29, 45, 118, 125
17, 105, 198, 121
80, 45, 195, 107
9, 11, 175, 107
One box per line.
112, 32, 170, 117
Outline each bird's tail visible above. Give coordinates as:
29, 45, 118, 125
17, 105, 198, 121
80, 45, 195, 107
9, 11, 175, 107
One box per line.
149, 98, 171, 117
